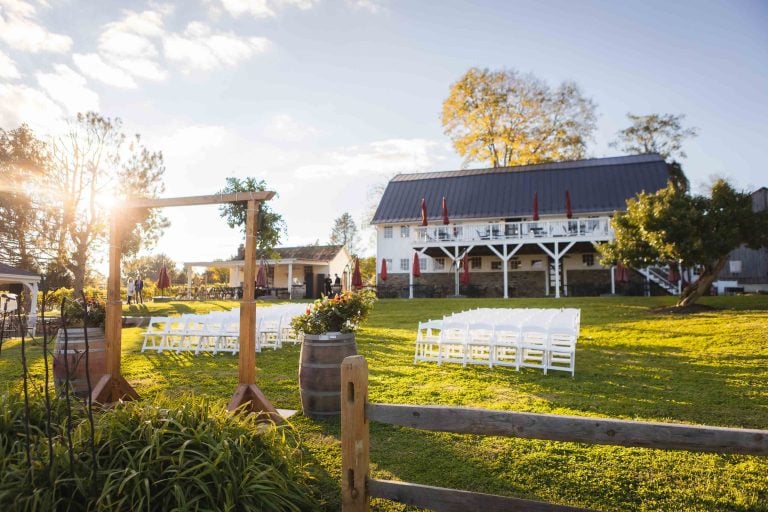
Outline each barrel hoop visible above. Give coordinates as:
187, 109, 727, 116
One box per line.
301, 362, 344, 369
303, 341, 355, 348
299, 389, 341, 397
305, 410, 341, 416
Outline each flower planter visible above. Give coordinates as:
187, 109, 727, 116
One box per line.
298, 332, 357, 419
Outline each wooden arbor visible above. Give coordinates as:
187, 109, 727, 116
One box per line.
93, 192, 280, 421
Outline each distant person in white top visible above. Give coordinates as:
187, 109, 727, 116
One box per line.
127, 277, 135, 305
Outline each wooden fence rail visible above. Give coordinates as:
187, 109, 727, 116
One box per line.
340, 355, 768, 512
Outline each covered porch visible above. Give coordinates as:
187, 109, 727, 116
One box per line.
0, 263, 41, 336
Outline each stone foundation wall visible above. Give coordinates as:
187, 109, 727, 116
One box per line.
566, 269, 611, 296
378, 271, 553, 298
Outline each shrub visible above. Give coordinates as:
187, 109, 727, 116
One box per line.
0, 393, 317, 511
291, 289, 377, 335
61, 292, 106, 328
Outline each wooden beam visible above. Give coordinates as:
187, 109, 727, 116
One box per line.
366, 404, 768, 456
368, 479, 591, 512
98, 211, 138, 404
123, 191, 275, 209
341, 356, 370, 512
239, 199, 258, 385
228, 199, 279, 421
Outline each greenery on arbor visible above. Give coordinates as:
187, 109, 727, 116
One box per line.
599, 178, 768, 307
610, 112, 698, 161
329, 212, 359, 254
217, 177, 286, 257
441, 67, 597, 168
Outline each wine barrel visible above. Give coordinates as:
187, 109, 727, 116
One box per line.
298, 332, 357, 419
52, 327, 106, 398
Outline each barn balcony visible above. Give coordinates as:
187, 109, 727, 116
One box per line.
413, 217, 614, 246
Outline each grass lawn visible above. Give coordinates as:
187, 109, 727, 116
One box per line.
1, 295, 767, 511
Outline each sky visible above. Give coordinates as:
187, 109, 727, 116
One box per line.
1, 0, 767, 270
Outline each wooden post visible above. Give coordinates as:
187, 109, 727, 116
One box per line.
341, 355, 370, 512
92, 210, 138, 404
228, 200, 280, 421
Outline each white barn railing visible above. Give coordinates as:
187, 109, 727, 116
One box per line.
413, 217, 613, 244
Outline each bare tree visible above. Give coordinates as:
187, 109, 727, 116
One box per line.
610, 113, 698, 161
47, 113, 167, 291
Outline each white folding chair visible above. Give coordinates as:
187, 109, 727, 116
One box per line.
546, 326, 577, 377
466, 322, 494, 367
491, 323, 521, 369
438, 322, 467, 366
519, 325, 548, 373
414, 319, 442, 364
141, 316, 172, 352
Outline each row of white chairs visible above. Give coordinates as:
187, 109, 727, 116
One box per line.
414, 308, 580, 376
141, 304, 306, 355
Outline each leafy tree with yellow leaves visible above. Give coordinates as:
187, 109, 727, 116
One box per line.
441, 68, 597, 168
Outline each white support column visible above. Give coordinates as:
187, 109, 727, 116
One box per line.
409, 252, 414, 299
288, 263, 293, 300
554, 242, 561, 299
611, 265, 616, 295
488, 243, 524, 300
503, 244, 509, 299
23, 281, 38, 336
454, 245, 460, 296
186, 266, 193, 299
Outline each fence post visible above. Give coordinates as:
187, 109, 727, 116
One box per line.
341, 355, 369, 512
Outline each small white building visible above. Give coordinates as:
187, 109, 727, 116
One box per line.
184, 245, 352, 299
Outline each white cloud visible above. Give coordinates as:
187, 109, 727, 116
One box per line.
36, 64, 100, 115
0, 83, 65, 132
96, 9, 168, 82
0, 49, 21, 78
164, 21, 270, 73
348, 0, 385, 14
73, 53, 138, 88
261, 114, 319, 142
0, 0, 72, 53
216, 0, 319, 18
218, 0, 275, 18
294, 138, 443, 180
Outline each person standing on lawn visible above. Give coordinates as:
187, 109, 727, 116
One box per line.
127, 277, 135, 305
135, 276, 144, 304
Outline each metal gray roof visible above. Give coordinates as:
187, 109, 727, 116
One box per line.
371, 154, 671, 224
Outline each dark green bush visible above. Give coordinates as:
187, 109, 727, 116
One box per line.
0, 393, 318, 511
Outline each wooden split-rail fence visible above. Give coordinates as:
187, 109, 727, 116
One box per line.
340, 355, 768, 512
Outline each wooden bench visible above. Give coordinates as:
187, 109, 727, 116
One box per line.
340, 355, 768, 511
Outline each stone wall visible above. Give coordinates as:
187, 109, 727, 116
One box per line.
566, 269, 611, 296
378, 271, 551, 297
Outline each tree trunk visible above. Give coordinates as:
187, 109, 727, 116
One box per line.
676, 257, 727, 307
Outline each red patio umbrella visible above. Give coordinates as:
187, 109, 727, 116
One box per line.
532, 192, 540, 221
412, 253, 421, 278
420, 198, 428, 226
380, 258, 388, 281
615, 262, 630, 283
565, 190, 573, 219
460, 255, 470, 285
352, 258, 363, 288
442, 196, 449, 225
255, 261, 267, 288
156, 264, 171, 295
667, 264, 680, 283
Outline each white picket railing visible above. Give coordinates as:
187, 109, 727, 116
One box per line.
413, 217, 613, 244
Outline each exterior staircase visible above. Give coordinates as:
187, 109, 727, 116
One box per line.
637, 266, 680, 295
